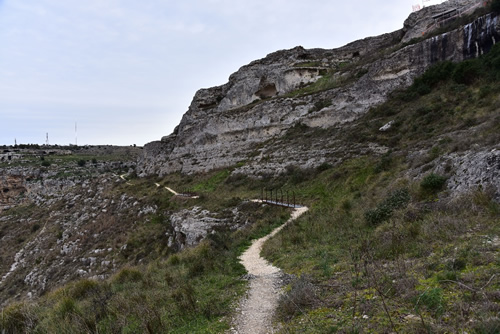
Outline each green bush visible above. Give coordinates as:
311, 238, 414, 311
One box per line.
77, 159, 86, 167
365, 188, 410, 226
365, 205, 393, 226
316, 162, 333, 172
41, 160, 51, 167
452, 59, 482, 85
420, 173, 447, 193
411, 61, 455, 96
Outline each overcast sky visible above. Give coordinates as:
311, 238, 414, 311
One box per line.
0, 0, 446, 146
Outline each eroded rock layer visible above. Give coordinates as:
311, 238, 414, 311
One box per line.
139, 3, 500, 180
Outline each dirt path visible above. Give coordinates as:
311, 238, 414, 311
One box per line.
229, 205, 309, 334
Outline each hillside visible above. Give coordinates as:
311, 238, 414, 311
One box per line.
1, 1, 499, 333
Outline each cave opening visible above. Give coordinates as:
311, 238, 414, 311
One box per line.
256, 83, 278, 99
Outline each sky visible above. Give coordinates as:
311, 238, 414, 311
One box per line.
0, 0, 446, 146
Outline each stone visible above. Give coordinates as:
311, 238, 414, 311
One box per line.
138, 8, 500, 180
168, 206, 243, 250
379, 120, 395, 132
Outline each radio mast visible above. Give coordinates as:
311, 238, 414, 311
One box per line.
46, 133, 49, 146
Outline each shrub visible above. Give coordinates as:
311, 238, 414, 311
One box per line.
410, 61, 455, 96
452, 59, 482, 85
316, 162, 332, 172
420, 173, 447, 193
365, 188, 411, 226
77, 159, 86, 167
41, 160, 51, 167
365, 205, 393, 226
385, 188, 411, 209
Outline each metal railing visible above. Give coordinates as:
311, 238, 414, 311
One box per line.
261, 188, 303, 208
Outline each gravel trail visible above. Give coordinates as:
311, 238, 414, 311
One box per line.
229, 205, 308, 334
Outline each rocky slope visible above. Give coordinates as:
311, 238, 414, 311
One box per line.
139, 0, 498, 191
0, 147, 145, 306
0, 146, 267, 308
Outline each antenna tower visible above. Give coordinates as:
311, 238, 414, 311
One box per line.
46, 133, 49, 146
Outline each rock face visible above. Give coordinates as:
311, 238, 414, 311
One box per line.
167, 206, 246, 250
446, 149, 500, 200
402, 0, 481, 42
139, 3, 500, 179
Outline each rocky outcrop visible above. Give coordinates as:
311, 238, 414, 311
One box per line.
435, 148, 500, 200
167, 206, 246, 250
139, 4, 500, 178
401, 0, 481, 42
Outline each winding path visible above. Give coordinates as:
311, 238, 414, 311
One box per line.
123, 179, 308, 332
230, 204, 309, 334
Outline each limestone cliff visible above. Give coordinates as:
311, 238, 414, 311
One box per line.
139, 2, 500, 190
